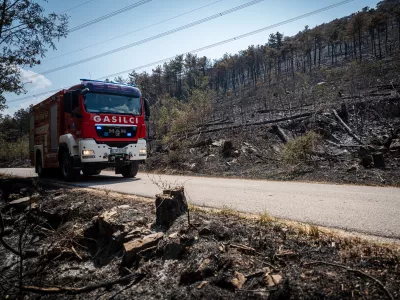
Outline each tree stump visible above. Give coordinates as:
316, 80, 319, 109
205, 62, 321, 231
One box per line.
373, 152, 385, 168
155, 188, 188, 228
222, 141, 235, 157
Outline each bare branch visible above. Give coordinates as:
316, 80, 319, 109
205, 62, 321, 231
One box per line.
304, 261, 394, 300
22, 272, 146, 295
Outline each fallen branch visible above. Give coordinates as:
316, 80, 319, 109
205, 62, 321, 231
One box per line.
272, 125, 290, 143
304, 261, 394, 300
332, 110, 363, 145
230, 243, 256, 252
0, 213, 39, 259
22, 272, 146, 295
325, 140, 361, 148
187, 112, 313, 136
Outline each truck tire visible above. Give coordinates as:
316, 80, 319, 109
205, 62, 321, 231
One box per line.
121, 161, 139, 178
60, 152, 80, 181
82, 169, 101, 176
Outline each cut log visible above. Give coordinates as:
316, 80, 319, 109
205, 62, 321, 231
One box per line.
122, 232, 164, 266
332, 109, 363, 145
271, 125, 290, 143
8, 194, 40, 209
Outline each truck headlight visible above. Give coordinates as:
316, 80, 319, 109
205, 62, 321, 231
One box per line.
139, 149, 147, 156
82, 150, 95, 156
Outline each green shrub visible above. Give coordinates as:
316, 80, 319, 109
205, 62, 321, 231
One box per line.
283, 131, 320, 164
0, 136, 29, 162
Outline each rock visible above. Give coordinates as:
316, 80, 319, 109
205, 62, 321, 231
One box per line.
53, 195, 67, 201
180, 257, 216, 285
196, 281, 209, 289
122, 232, 164, 266
199, 227, 212, 235
164, 238, 184, 260
97, 208, 124, 237
40, 201, 82, 229
265, 274, 283, 287
358, 146, 370, 158
193, 138, 212, 148
168, 232, 179, 239
117, 205, 131, 210
212, 139, 225, 147
205, 154, 215, 162
94, 206, 139, 239
389, 139, 400, 150
3, 227, 13, 236
347, 164, 359, 172
189, 148, 196, 154
231, 271, 246, 289
155, 188, 188, 228
373, 152, 385, 168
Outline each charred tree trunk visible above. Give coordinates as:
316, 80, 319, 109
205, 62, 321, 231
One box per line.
358, 30, 362, 61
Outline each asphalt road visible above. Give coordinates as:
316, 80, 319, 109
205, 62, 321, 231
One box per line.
1, 168, 400, 239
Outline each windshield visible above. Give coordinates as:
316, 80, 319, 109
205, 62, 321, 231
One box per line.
84, 93, 142, 116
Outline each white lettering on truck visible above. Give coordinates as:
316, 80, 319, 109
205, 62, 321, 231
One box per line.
93, 116, 138, 124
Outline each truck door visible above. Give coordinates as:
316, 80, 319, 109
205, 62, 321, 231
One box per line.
63, 91, 82, 137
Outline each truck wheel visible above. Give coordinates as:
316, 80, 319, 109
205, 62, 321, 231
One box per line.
61, 152, 80, 181
121, 161, 139, 178
82, 169, 101, 176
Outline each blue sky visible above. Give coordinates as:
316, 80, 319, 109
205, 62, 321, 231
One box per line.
4, 0, 380, 115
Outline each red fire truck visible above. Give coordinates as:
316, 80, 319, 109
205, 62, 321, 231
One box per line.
29, 79, 150, 181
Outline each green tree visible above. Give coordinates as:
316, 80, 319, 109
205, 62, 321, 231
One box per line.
0, 0, 69, 110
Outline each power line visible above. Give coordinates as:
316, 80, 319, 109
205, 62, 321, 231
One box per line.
9, 0, 357, 104
43, 0, 225, 63
30, 0, 265, 78
68, 0, 152, 33
61, 0, 95, 13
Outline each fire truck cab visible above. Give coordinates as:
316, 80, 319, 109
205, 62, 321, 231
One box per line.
29, 79, 150, 181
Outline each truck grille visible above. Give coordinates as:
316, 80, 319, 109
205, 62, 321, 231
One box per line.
97, 142, 136, 148
95, 125, 137, 139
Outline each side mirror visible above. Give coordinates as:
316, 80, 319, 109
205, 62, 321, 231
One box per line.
64, 91, 80, 114
144, 98, 150, 121
63, 92, 72, 113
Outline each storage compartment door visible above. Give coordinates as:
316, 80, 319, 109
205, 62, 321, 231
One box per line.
50, 104, 59, 150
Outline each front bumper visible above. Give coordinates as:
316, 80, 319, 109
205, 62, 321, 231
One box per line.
79, 139, 147, 163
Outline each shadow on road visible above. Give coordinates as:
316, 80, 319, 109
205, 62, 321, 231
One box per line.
39, 174, 141, 188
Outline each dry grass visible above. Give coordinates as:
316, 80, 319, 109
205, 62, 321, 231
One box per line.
219, 205, 239, 216
308, 224, 320, 238
283, 131, 321, 164
258, 210, 274, 226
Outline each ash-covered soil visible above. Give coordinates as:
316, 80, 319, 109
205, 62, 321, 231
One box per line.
1, 177, 399, 299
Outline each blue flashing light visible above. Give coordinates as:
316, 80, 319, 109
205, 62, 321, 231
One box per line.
80, 78, 137, 87
104, 132, 109, 137
127, 133, 132, 137
96, 126, 102, 130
